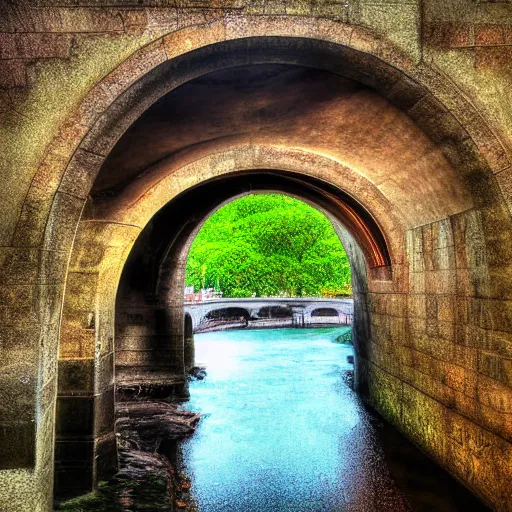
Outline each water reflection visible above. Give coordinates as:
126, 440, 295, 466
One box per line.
180, 327, 488, 512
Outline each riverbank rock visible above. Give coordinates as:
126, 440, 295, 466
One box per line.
55, 448, 176, 511
116, 448, 172, 480
112, 400, 200, 510
342, 369, 354, 389
116, 400, 201, 452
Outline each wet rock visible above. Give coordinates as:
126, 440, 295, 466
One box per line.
347, 354, 354, 365
188, 366, 207, 381
342, 369, 354, 389
174, 472, 199, 512
56, 400, 200, 510
335, 331, 352, 344
115, 449, 173, 482
56, 449, 176, 511
114, 400, 200, 510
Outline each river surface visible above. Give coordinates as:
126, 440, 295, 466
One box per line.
180, 327, 489, 512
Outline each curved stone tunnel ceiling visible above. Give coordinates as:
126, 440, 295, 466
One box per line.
95, 64, 473, 227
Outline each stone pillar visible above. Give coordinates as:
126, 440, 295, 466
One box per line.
54, 221, 136, 498
115, 300, 187, 402
114, 216, 190, 403
55, 348, 116, 498
290, 305, 306, 327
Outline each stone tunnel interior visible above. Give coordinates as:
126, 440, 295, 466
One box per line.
56, 45, 507, 504
1, 14, 512, 512
37, 40, 512, 510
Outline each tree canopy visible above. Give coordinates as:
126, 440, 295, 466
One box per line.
185, 194, 352, 298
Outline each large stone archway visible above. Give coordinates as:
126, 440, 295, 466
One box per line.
55, 152, 395, 497
1, 12, 512, 512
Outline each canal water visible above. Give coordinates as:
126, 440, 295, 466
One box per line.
180, 327, 489, 512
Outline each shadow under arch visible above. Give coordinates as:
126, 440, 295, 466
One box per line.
184, 312, 194, 371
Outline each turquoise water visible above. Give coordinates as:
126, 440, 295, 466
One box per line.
180, 327, 488, 512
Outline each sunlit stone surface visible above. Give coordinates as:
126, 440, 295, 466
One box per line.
181, 328, 488, 512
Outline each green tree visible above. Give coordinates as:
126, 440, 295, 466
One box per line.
185, 194, 352, 298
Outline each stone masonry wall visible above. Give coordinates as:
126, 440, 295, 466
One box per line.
362, 206, 512, 509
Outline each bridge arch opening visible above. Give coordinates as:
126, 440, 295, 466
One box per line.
258, 306, 293, 319
45, 31, 511, 509
311, 308, 339, 317
114, 178, 370, 401
205, 308, 251, 322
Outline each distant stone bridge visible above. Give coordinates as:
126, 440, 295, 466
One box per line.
184, 297, 353, 331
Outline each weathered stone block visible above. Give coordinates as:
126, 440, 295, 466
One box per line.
402, 363, 457, 409
43, 192, 84, 255
77, 36, 167, 128
0, 423, 35, 469
94, 385, 115, 437
423, 21, 474, 48
12, 197, 54, 248
145, 8, 179, 29
475, 45, 512, 72
385, 74, 425, 112
0, 363, 37, 423
0, 248, 39, 285
58, 359, 94, 395
285, 0, 312, 16
59, 149, 104, 200
496, 167, 512, 217
478, 351, 512, 387
39, 249, 71, 285
475, 23, 512, 46
94, 430, 117, 481
476, 373, 512, 413
64, 271, 99, 312
96, 351, 114, 392
365, 361, 403, 423
408, 294, 426, 319
412, 334, 454, 362
401, 383, 446, 462
0, 60, 26, 88
0, 33, 73, 59
444, 411, 512, 509
59, 323, 95, 359
425, 269, 456, 295
409, 270, 425, 293
0, 323, 39, 369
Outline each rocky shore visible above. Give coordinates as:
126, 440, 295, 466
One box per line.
55, 400, 201, 512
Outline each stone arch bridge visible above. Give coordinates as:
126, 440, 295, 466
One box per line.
185, 298, 353, 331
2, 3, 512, 511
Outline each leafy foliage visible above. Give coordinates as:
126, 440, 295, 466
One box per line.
185, 194, 352, 298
